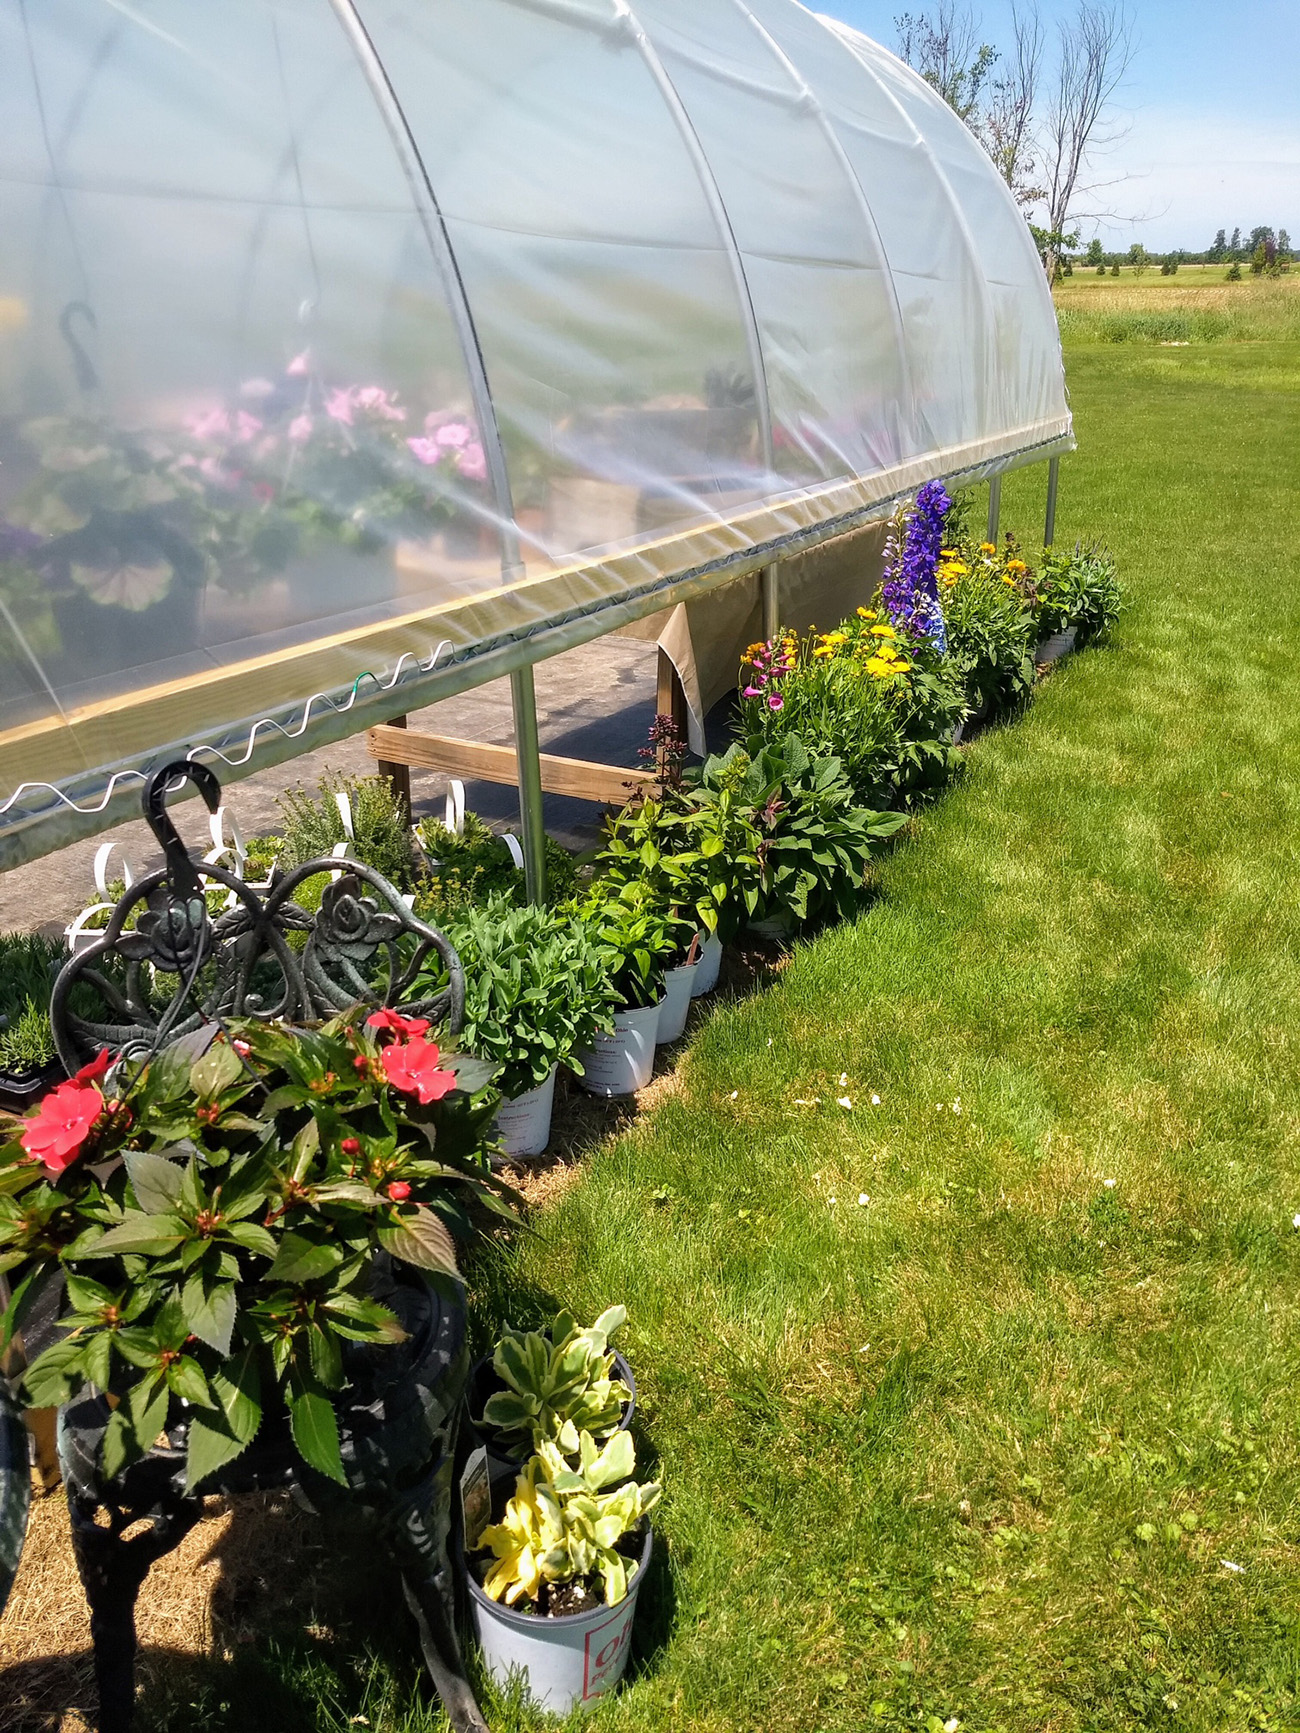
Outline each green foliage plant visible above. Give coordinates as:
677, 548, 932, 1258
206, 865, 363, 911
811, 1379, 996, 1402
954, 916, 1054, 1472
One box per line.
481, 1305, 632, 1455
1, 1010, 507, 1491
439, 897, 619, 1096
1038, 544, 1123, 644
278, 771, 418, 892
571, 881, 682, 1011
476, 1429, 661, 1610
414, 810, 575, 917
942, 566, 1036, 714
0, 932, 63, 1076
596, 769, 763, 949
744, 734, 907, 926
737, 625, 902, 804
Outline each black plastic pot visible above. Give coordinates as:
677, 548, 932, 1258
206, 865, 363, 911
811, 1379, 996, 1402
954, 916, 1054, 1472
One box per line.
462, 1348, 637, 1476
0, 1372, 30, 1619
0, 1057, 65, 1113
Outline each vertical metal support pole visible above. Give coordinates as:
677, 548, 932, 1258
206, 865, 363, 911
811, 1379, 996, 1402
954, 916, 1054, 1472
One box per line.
1044, 455, 1060, 549
510, 665, 547, 905
761, 561, 780, 641
987, 474, 1002, 546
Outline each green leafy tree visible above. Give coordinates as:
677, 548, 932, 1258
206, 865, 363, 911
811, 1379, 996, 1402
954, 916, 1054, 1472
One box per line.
1085, 237, 1104, 266
1208, 228, 1227, 262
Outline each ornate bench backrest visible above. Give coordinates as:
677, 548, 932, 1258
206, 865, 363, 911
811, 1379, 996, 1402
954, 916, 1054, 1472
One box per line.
49, 762, 463, 1071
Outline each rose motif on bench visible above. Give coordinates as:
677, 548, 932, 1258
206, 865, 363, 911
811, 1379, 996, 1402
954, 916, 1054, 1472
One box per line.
313, 873, 404, 966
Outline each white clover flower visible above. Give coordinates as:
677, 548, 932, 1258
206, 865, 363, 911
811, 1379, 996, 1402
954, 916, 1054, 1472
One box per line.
837, 1096, 853, 1109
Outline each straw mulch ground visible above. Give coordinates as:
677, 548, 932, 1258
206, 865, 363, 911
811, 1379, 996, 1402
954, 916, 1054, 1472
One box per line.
1, 1480, 328, 1732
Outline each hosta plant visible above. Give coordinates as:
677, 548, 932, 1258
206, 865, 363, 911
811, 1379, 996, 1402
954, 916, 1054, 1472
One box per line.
481, 1305, 633, 1455
0, 1009, 508, 1492
476, 1429, 661, 1611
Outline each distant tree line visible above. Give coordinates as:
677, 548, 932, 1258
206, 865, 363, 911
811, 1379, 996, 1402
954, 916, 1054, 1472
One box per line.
1056, 228, 1294, 279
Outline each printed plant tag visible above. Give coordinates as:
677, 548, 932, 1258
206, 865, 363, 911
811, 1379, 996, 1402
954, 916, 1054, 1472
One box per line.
460, 1445, 491, 1550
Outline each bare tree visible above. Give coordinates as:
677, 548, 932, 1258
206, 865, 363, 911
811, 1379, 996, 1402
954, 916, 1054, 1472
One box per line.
1040, 2, 1134, 277
980, 2, 1045, 208
895, 3, 998, 124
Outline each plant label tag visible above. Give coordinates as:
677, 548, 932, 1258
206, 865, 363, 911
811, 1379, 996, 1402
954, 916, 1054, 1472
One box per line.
460, 1446, 491, 1550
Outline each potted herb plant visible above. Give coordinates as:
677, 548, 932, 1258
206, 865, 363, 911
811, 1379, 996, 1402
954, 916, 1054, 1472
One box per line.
465, 1306, 635, 1475
1, 1007, 507, 1493
568, 884, 679, 1097
465, 1429, 660, 1713
0, 933, 66, 1110
435, 900, 620, 1160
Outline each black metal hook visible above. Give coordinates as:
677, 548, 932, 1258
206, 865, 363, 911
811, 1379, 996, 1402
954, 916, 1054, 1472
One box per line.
58, 301, 100, 394
141, 761, 222, 905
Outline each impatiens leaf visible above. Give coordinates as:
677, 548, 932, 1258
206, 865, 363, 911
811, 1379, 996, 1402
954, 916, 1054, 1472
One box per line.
102, 1373, 170, 1480
223, 1221, 278, 1260
308, 1322, 343, 1390
125, 1151, 185, 1215
165, 1354, 216, 1408
181, 1271, 237, 1355
19, 1335, 85, 1408
190, 1042, 244, 1101
267, 1233, 344, 1284
83, 1211, 189, 1257
376, 1207, 459, 1277
82, 1328, 113, 1392
289, 1385, 347, 1485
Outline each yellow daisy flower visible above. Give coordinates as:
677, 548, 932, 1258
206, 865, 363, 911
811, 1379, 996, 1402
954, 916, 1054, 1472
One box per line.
979, 542, 997, 555
856, 607, 878, 621
869, 624, 898, 638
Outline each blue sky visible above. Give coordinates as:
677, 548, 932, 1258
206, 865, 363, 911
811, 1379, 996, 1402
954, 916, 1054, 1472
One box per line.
820, 0, 1300, 250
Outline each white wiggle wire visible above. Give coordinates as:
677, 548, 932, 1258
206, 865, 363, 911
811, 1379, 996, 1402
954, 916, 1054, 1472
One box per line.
0, 638, 455, 820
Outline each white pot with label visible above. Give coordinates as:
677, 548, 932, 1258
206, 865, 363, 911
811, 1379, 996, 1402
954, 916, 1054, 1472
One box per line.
572, 1001, 662, 1098
465, 1525, 653, 1714
493, 1066, 557, 1162
655, 960, 698, 1044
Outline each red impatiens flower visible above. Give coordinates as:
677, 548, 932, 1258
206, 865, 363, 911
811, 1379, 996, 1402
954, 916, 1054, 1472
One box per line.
366, 1008, 431, 1041
20, 1080, 105, 1172
380, 1036, 456, 1105
386, 1180, 412, 1202
72, 1049, 113, 1086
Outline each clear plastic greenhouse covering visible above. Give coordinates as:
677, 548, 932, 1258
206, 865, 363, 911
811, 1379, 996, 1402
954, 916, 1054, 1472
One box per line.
0, 0, 1071, 867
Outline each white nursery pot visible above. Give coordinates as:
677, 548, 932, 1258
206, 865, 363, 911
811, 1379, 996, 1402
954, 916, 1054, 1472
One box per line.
691, 933, 723, 997
655, 960, 698, 1043
572, 1001, 661, 1097
493, 1066, 557, 1162
1035, 625, 1077, 664
466, 1527, 653, 1714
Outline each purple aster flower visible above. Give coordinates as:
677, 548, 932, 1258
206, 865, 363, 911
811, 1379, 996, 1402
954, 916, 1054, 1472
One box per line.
881, 479, 951, 653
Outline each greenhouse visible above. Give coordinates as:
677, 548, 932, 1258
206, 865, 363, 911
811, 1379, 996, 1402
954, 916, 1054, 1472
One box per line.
0, 0, 1070, 883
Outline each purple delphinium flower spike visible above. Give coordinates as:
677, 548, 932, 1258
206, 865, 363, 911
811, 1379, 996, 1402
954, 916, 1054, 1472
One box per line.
881, 479, 951, 652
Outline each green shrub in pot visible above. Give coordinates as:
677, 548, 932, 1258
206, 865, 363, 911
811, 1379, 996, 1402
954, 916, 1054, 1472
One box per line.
0, 932, 63, 1079
429, 898, 619, 1097
1038, 543, 1122, 644
571, 881, 682, 1011
942, 568, 1036, 715
414, 811, 576, 917
278, 771, 419, 891
481, 1306, 632, 1456
596, 749, 764, 945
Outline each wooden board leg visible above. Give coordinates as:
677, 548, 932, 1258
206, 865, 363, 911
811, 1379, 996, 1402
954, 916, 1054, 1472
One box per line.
376, 714, 412, 822
656, 648, 689, 740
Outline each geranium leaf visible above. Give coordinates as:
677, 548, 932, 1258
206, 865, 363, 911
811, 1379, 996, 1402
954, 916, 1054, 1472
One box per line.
376, 1207, 459, 1277
289, 1386, 347, 1485
124, 1151, 185, 1216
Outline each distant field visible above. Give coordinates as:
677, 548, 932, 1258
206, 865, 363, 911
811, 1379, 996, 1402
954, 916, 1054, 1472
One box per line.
1055, 272, 1300, 345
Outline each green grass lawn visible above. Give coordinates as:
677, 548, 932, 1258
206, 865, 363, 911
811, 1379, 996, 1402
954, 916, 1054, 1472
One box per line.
138, 334, 1300, 1731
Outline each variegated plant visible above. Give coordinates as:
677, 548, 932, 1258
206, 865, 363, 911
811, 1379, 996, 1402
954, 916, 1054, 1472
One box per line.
481, 1305, 632, 1456
477, 1429, 660, 1608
